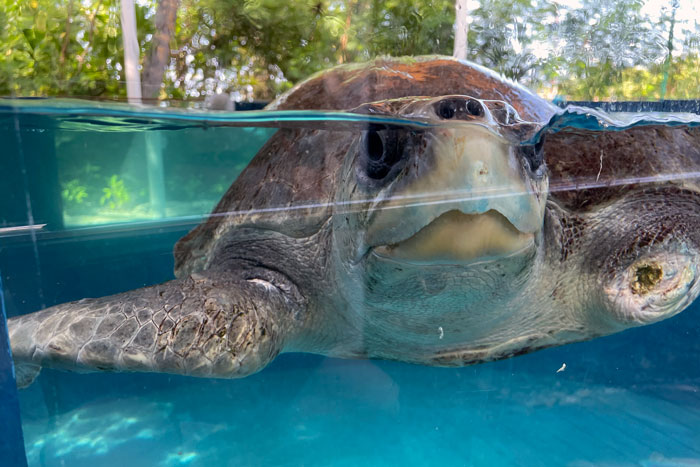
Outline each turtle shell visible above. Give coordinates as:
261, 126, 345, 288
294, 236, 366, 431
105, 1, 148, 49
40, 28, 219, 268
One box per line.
544, 125, 700, 211
268, 56, 557, 122
174, 56, 557, 276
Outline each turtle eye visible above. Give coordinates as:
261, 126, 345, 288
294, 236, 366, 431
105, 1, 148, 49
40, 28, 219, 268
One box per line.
366, 130, 384, 161
466, 99, 484, 117
518, 136, 545, 173
363, 130, 402, 180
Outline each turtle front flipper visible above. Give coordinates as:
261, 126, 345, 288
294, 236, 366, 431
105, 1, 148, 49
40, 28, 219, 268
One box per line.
8, 271, 302, 388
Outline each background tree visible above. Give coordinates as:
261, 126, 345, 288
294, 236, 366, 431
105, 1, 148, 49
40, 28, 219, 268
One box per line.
550, 0, 665, 100
466, 0, 555, 85
167, 0, 454, 100
0, 0, 155, 97
0, 0, 698, 102
550, 0, 700, 100
142, 0, 179, 100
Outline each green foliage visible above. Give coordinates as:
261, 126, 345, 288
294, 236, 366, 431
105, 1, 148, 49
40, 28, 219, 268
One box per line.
544, 0, 664, 99
467, 0, 555, 83
547, 1, 700, 100
0, 0, 153, 96
169, 0, 454, 100
100, 174, 130, 209
61, 179, 88, 206
1, 0, 699, 102
556, 54, 700, 101
58, 160, 103, 214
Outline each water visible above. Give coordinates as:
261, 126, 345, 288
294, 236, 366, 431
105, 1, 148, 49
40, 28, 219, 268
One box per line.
2, 100, 700, 466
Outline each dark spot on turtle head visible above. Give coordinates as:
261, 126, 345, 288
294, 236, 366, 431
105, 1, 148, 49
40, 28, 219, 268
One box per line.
466, 98, 484, 117
438, 100, 456, 119
361, 129, 406, 181
518, 142, 545, 173
435, 97, 485, 120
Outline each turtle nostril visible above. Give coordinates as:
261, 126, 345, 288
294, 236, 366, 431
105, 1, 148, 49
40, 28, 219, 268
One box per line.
438, 100, 457, 119
466, 99, 484, 117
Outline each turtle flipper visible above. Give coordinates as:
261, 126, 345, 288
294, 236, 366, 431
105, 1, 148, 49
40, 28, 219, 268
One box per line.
8, 271, 300, 388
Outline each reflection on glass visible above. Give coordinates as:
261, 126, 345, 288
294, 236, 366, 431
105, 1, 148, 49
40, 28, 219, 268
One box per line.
56, 124, 274, 227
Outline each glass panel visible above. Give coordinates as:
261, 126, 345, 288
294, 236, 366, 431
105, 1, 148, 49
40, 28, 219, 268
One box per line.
55, 125, 273, 227
2, 1, 700, 466
0, 274, 27, 466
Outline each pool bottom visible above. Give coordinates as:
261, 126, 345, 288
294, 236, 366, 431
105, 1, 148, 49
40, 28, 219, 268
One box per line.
18, 354, 700, 467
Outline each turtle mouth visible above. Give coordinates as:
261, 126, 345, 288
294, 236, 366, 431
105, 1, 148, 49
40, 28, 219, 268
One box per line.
372, 209, 534, 264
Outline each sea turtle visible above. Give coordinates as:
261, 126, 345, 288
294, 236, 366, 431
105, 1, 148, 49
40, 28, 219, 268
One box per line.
8, 56, 700, 388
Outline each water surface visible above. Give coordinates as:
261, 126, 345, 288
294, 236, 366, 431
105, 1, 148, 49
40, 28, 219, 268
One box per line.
2, 99, 700, 466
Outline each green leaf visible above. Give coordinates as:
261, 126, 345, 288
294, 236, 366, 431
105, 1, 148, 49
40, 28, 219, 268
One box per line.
22, 28, 44, 50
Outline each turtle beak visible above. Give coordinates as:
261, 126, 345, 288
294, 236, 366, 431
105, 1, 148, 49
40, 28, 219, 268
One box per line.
366, 124, 547, 264
373, 209, 535, 263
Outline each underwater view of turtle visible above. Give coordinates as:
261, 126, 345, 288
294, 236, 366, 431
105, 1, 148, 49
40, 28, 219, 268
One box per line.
8, 56, 700, 388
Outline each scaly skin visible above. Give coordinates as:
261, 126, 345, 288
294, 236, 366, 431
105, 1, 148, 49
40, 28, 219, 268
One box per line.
8, 270, 302, 387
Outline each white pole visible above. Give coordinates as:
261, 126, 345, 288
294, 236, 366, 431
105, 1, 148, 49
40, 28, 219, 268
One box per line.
145, 132, 166, 217
120, 0, 142, 104
453, 0, 468, 61
121, 0, 165, 217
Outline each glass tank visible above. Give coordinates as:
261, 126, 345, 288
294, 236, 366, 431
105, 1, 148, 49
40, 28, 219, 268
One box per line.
1, 1, 700, 466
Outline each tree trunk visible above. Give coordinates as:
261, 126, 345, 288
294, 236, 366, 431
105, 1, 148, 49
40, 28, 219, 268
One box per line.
141, 0, 179, 102
120, 0, 142, 104
453, 0, 468, 61
660, 2, 678, 101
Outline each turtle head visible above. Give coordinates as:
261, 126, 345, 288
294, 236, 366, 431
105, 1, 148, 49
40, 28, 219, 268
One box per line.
333, 95, 547, 268
327, 95, 549, 356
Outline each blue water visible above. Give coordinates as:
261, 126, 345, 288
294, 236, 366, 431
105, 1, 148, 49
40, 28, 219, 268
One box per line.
0, 98, 435, 132
16, 346, 700, 466
2, 100, 700, 466
542, 105, 700, 133
0, 265, 27, 466
5, 98, 700, 134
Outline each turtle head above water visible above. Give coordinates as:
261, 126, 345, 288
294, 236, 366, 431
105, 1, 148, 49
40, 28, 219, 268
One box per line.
333, 95, 548, 268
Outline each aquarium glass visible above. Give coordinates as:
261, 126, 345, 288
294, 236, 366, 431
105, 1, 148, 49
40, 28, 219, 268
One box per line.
1, 0, 700, 466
